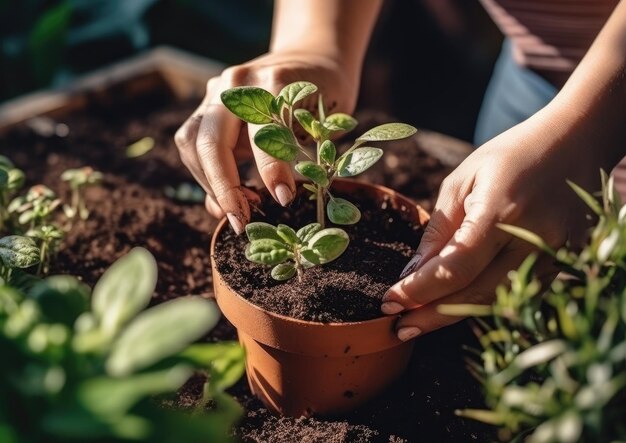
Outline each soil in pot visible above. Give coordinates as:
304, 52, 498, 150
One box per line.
214, 187, 422, 323
1, 85, 494, 442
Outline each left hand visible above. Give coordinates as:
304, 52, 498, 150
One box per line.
381, 104, 609, 341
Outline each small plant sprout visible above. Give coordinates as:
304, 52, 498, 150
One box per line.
8, 185, 61, 230
245, 222, 348, 282
221, 81, 416, 280
61, 167, 103, 220
26, 225, 64, 274
0, 235, 40, 283
0, 155, 26, 232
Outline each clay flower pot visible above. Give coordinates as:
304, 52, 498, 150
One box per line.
210, 180, 430, 417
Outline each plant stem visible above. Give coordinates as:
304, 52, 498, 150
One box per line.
315, 140, 325, 228
37, 239, 47, 275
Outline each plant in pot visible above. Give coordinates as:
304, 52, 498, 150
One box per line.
210, 81, 428, 416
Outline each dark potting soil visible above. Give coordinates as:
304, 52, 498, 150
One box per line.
0, 83, 493, 442
214, 190, 421, 322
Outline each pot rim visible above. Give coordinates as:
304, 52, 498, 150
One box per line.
209, 178, 430, 329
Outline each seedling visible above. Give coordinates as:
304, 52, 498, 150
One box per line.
26, 224, 64, 274
221, 81, 416, 280
0, 235, 40, 282
61, 166, 103, 220
245, 222, 348, 282
8, 185, 61, 230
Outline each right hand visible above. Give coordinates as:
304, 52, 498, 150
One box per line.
174, 50, 359, 234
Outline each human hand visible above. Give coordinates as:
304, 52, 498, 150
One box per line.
174, 50, 358, 233
381, 105, 613, 341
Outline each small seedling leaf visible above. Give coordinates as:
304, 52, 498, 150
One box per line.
254, 123, 300, 161
296, 223, 322, 243
311, 120, 329, 140
323, 113, 357, 132
92, 247, 157, 338
125, 137, 155, 158
271, 96, 286, 116
271, 263, 297, 281
295, 161, 329, 186
336, 147, 383, 177
497, 224, 556, 256
0, 236, 40, 268
277, 224, 300, 245
221, 86, 274, 124
304, 228, 349, 264
245, 239, 293, 265
7, 169, 25, 191
567, 180, 603, 215
319, 140, 336, 164
357, 123, 417, 142
245, 222, 282, 242
294, 108, 316, 136
327, 198, 361, 225
278, 81, 318, 105
302, 183, 317, 194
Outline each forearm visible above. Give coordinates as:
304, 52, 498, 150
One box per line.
549, 0, 626, 169
270, 0, 382, 81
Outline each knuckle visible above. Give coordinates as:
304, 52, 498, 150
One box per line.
435, 259, 475, 287
421, 220, 450, 247
174, 124, 193, 150
221, 65, 250, 86
205, 76, 220, 93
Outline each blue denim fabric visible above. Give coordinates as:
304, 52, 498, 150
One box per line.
474, 40, 558, 146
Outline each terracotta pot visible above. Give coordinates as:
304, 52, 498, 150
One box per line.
210, 179, 430, 417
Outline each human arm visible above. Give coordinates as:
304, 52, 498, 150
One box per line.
174, 0, 382, 233
382, 0, 626, 340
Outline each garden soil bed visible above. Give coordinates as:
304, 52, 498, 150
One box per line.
0, 88, 493, 442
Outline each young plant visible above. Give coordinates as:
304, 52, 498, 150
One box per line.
245, 222, 349, 282
26, 225, 64, 274
440, 172, 626, 443
221, 81, 416, 280
7, 185, 61, 230
0, 247, 244, 443
61, 166, 103, 220
0, 155, 26, 232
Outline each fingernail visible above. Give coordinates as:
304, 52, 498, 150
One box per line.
381, 301, 405, 315
397, 326, 422, 342
399, 253, 422, 279
274, 183, 293, 207
227, 213, 244, 235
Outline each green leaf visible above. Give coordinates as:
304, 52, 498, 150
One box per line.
29, 276, 90, 325
302, 228, 349, 264
323, 113, 357, 132
245, 222, 282, 242
271, 96, 286, 116
296, 223, 322, 243
7, 169, 25, 191
276, 224, 300, 245
336, 147, 383, 177
0, 155, 14, 169
356, 123, 417, 142
271, 263, 297, 281
319, 140, 336, 164
0, 168, 7, 188
295, 161, 329, 186
0, 236, 40, 268
294, 108, 315, 136
496, 224, 556, 256
106, 298, 219, 376
567, 180, 603, 215
92, 247, 157, 338
220, 86, 275, 124
254, 123, 300, 161
327, 198, 361, 225
125, 137, 155, 158
302, 183, 317, 194
311, 120, 329, 140
278, 81, 318, 105
245, 239, 293, 265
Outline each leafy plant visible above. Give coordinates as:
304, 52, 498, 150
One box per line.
440, 172, 626, 443
26, 225, 64, 274
221, 81, 416, 280
0, 156, 26, 232
61, 167, 103, 221
0, 247, 244, 443
8, 185, 61, 229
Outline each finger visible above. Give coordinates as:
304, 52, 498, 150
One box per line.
205, 194, 224, 218
394, 244, 554, 340
397, 175, 470, 281
247, 122, 296, 207
383, 190, 511, 312
196, 100, 250, 235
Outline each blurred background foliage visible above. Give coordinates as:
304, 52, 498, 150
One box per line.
0, 0, 502, 141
